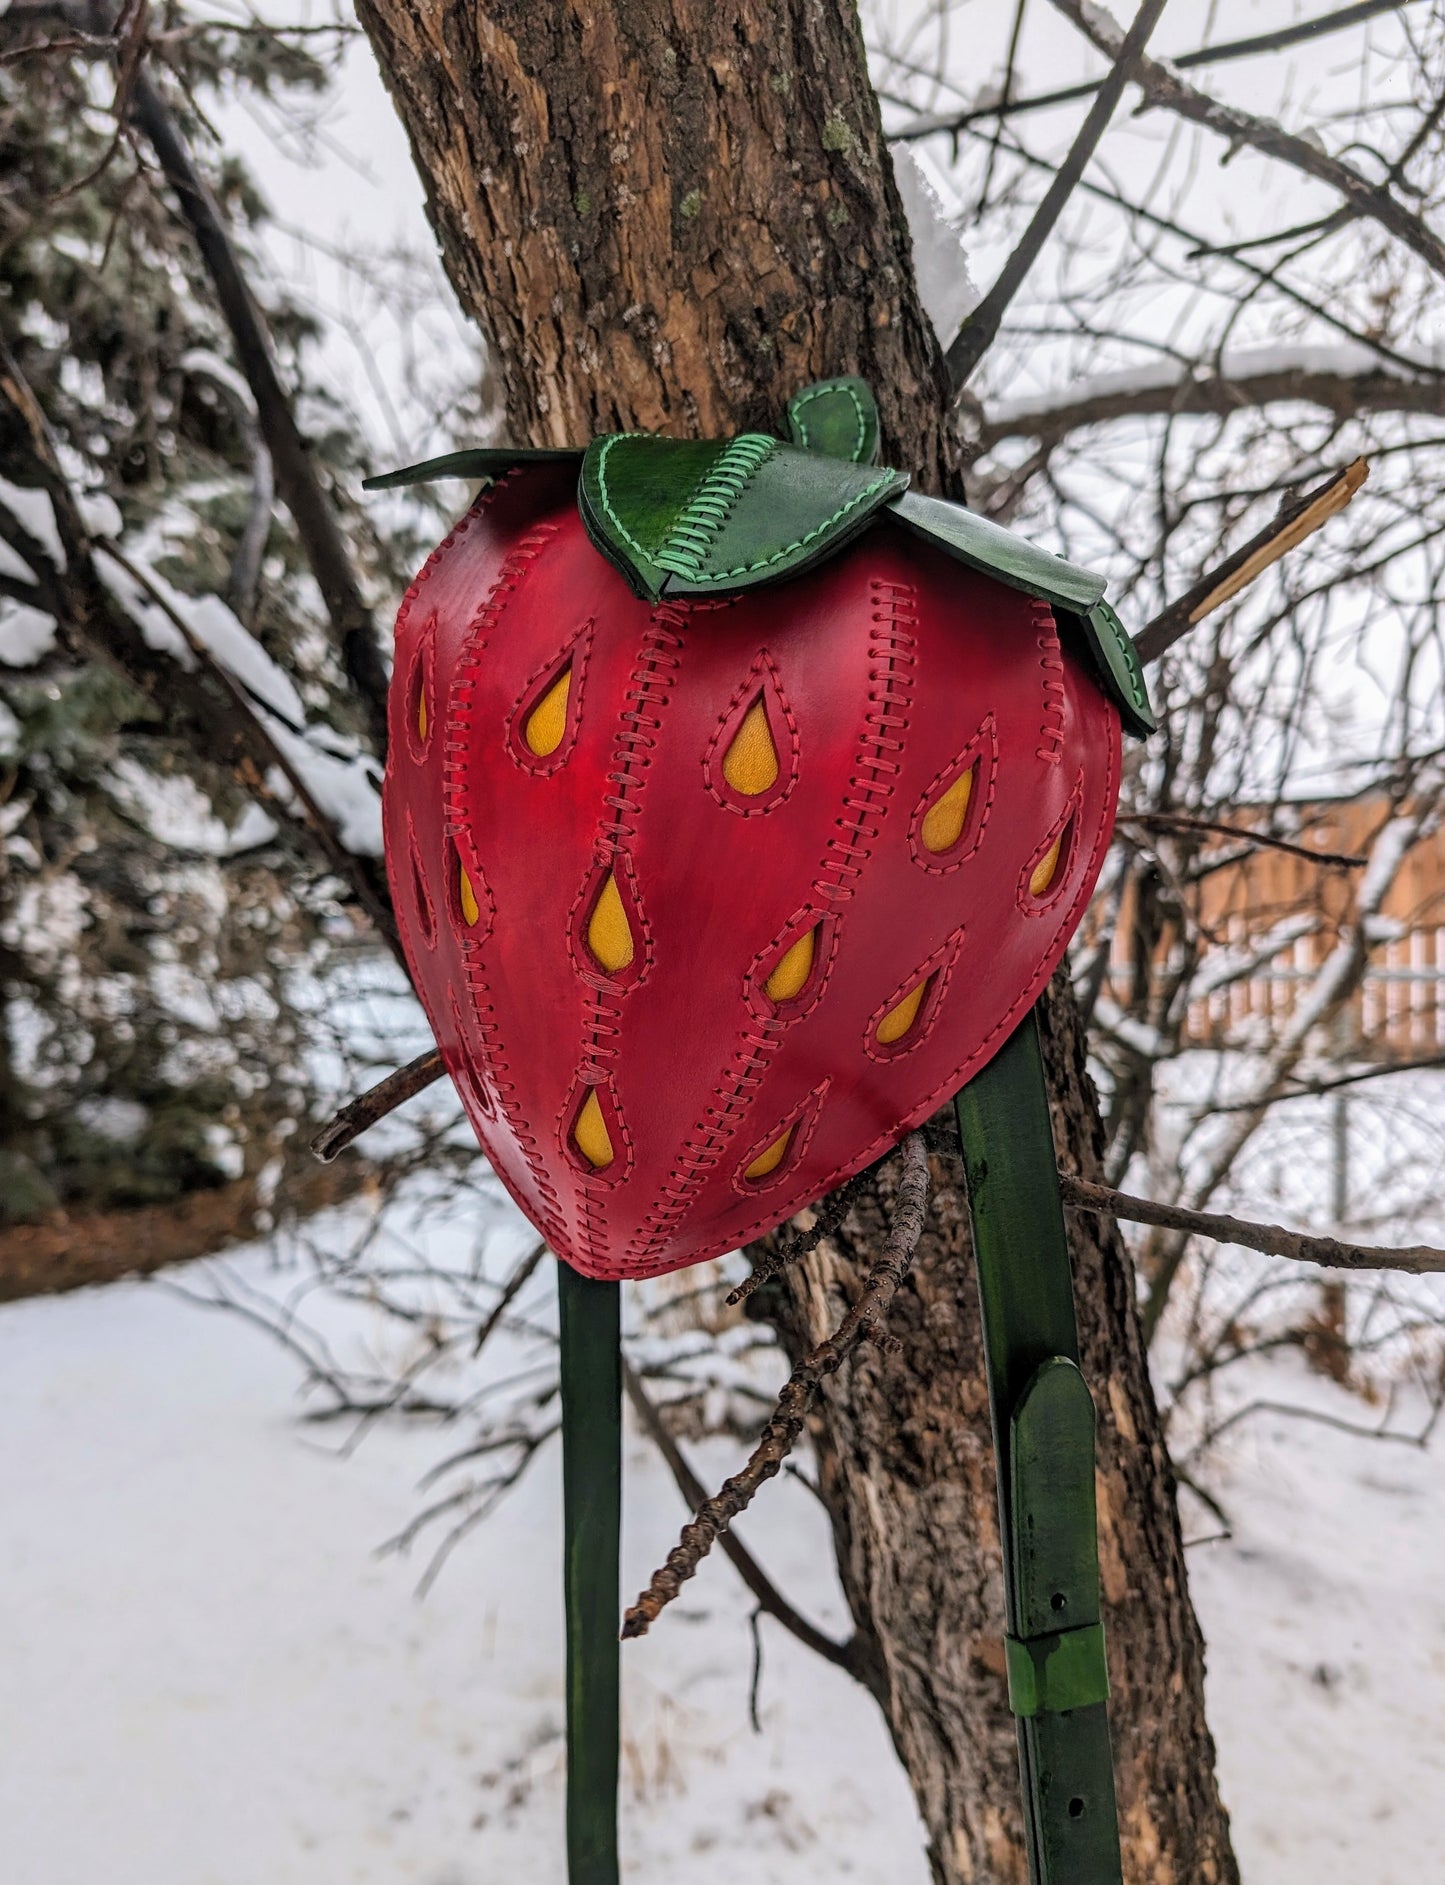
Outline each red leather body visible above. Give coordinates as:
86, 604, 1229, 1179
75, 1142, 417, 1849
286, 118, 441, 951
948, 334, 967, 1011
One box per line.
383, 465, 1121, 1280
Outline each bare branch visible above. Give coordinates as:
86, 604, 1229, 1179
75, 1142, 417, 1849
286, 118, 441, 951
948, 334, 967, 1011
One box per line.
122, 59, 392, 755
472, 1241, 547, 1360
1212, 1053, 1445, 1110
1050, 0, 1445, 283
1136, 459, 1369, 664
946, 0, 1171, 391
622, 1132, 929, 1639
726, 1165, 877, 1307
621, 1357, 872, 1685
890, 0, 1408, 143
1061, 1175, 1445, 1277
311, 1050, 446, 1162
979, 359, 1445, 451
1118, 811, 1367, 869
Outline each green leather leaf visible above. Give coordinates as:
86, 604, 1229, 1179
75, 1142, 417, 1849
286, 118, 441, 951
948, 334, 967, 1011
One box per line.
887, 489, 1154, 737
362, 446, 584, 491
785, 377, 881, 465
578, 432, 908, 601
887, 488, 1105, 612
1079, 600, 1156, 738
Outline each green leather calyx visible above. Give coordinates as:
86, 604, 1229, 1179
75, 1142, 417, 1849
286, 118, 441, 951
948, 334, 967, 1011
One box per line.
578, 431, 908, 602
360, 377, 1155, 738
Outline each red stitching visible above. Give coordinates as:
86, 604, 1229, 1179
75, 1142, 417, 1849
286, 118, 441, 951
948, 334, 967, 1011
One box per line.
729, 1079, 830, 1199
625, 591, 918, 1267
742, 904, 842, 1029
626, 1032, 779, 1264
598, 604, 686, 851
1035, 601, 1066, 764
403, 614, 437, 766
405, 810, 437, 950
712, 717, 1121, 1265
906, 714, 999, 876
702, 648, 802, 817
1016, 770, 1085, 920
566, 846, 656, 996
438, 520, 567, 1246
444, 834, 495, 942
504, 618, 595, 776
555, 1067, 636, 1201
813, 598, 917, 904
862, 922, 968, 1064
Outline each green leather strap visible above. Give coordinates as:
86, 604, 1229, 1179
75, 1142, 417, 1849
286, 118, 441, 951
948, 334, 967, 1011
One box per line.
955, 1009, 1123, 1885
558, 1264, 622, 1885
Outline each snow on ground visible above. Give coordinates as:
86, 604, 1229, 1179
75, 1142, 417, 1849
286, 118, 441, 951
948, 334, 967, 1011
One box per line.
1185, 1369, 1445, 1884
2, 1216, 1442, 1885
0, 1227, 922, 1885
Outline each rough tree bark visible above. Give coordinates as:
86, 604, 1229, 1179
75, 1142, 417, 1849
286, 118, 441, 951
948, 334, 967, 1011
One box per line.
352, 3, 1239, 1879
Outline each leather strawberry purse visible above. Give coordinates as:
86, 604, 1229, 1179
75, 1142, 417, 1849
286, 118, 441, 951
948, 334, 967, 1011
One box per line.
367, 379, 1152, 1885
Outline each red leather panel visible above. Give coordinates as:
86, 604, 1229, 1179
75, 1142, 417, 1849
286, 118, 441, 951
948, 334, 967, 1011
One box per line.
383, 466, 1121, 1279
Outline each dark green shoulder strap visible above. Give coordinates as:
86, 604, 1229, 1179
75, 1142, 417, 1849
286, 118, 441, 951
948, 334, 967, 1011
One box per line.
954, 1009, 1122, 1884
558, 1264, 622, 1885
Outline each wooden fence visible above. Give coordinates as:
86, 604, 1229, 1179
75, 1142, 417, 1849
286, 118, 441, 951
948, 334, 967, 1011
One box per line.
1100, 798, 1445, 1055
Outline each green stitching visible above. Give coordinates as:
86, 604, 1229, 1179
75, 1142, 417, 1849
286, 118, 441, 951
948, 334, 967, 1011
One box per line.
592, 432, 776, 580
1089, 601, 1148, 710
670, 468, 898, 584
651, 434, 777, 579
789, 380, 868, 462
593, 431, 899, 589
591, 432, 673, 572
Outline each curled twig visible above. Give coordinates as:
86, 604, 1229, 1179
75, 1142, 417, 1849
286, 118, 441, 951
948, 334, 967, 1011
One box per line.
622, 1132, 930, 1640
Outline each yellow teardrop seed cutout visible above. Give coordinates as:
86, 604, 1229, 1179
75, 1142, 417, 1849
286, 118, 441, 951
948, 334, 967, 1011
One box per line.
745, 1126, 792, 1181
573, 1090, 614, 1169
416, 682, 429, 743
586, 871, 635, 972
721, 698, 780, 795
1029, 835, 1063, 898
764, 926, 817, 1004
920, 768, 973, 853
876, 977, 929, 1045
458, 864, 480, 927
525, 668, 571, 757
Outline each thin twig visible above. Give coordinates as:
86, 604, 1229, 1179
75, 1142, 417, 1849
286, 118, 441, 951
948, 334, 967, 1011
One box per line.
1136, 459, 1369, 663
946, 0, 1171, 390
726, 1166, 877, 1306
1051, 0, 1445, 284
891, 0, 1405, 142
620, 1357, 866, 1680
1061, 1174, 1445, 1276
622, 1132, 930, 1640
1211, 1052, 1445, 1109
473, 1241, 547, 1359
311, 1050, 446, 1161
1118, 811, 1367, 868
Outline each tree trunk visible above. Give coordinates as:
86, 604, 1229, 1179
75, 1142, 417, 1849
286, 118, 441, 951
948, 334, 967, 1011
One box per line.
353, 3, 1239, 1878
